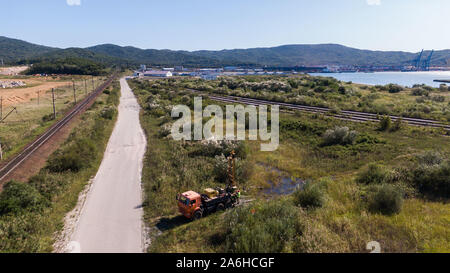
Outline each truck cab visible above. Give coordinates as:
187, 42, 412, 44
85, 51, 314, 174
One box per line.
177, 191, 201, 219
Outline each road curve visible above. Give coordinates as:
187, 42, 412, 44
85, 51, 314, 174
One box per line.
70, 78, 146, 253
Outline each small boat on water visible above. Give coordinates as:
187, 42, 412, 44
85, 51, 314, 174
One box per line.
433, 79, 450, 83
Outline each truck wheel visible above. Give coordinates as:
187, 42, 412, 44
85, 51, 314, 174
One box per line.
193, 210, 202, 220
217, 203, 225, 211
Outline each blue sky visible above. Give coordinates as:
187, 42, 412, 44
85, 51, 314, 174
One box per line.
1, 0, 449, 52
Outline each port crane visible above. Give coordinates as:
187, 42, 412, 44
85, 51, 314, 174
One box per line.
422, 50, 434, 71
413, 49, 424, 71
411, 49, 434, 71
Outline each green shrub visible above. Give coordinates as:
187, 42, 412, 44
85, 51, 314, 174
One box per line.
387, 84, 403, 93
368, 184, 403, 215
0, 181, 48, 215
100, 107, 116, 120
412, 161, 449, 199
293, 182, 326, 210
42, 113, 55, 122
417, 151, 443, 166
391, 118, 403, 132
47, 150, 84, 173
378, 115, 392, 131
0, 213, 49, 252
411, 88, 429, 96
47, 138, 97, 172
322, 126, 357, 146
431, 95, 445, 103
224, 201, 302, 253
357, 163, 389, 185
28, 172, 66, 200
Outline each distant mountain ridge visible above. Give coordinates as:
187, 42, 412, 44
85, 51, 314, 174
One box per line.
1, 36, 450, 67
0, 36, 58, 62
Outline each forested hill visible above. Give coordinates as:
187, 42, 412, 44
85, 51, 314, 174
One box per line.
2, 36, 450, 67
0, 36, 58, 63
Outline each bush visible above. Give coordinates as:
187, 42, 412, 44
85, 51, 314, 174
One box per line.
378, 115, 392, 131
411, 88, 429, 96
417, 151, 443, 166
42, 113, 55, 122
0, 181, 47, 215
368, 184, 403, 215
28, 172, 66, 200
100, 107, 116, 120
357, 163, 389, 185
224, 201, 302, 253
431, 95, 445, 103
293, 182, 325, 210
47, 150, 84, 172
387, 84, 403, 93
412, 161, 449, 199
47, 138, 97, 172
322, 126, 357, 146
391, 118, 403, 132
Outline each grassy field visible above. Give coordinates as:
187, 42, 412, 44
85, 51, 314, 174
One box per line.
0, 80, 120, 252
0, 76, 108, 161
179, 75, 450, 122
130, 77, 449, 253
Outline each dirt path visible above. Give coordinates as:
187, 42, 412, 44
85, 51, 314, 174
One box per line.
62, 78, 147, 253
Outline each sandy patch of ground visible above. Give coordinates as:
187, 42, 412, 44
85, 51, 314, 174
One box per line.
0, 79, 70, 106
0, 66, 28, 76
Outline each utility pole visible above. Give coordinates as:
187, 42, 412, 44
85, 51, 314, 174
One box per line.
72, 81, 77, 104
51, 88, 56, 120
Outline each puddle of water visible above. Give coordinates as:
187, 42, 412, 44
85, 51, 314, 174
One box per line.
257, 163, 305, 196
263, 176, 305, 195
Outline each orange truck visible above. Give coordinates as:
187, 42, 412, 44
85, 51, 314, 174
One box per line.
177, 186, 240, 220
177, 150, 240, 220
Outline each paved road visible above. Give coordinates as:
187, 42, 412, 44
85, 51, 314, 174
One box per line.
70, 78, 146, 253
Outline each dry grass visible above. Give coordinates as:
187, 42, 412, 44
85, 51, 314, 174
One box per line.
0, 76, 107, 161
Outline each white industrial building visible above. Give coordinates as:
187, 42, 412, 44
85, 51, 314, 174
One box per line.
143, 70, 173, 77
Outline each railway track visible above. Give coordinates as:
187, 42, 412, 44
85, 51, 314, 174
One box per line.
0, 73, 117, 182
187, 89, 450, 131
